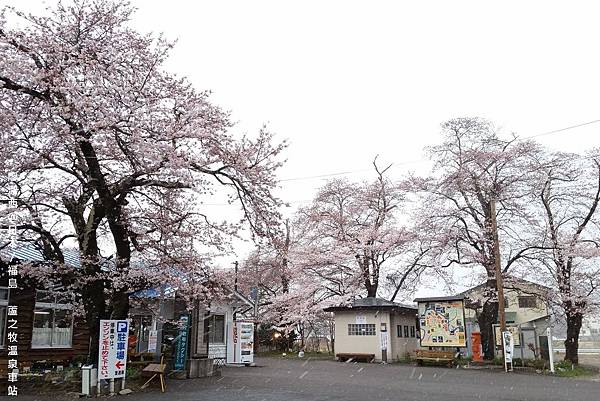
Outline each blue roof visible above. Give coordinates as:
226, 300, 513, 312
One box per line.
0, 241, 81, 267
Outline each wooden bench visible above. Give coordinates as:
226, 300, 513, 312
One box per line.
336, 353, 375, 363
140, 356, 166, 393
414, 350, 455, 366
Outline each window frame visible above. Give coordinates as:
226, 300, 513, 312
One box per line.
203, 314, 226, 345
397, 325, 403, 338
31, 290, 74, 349
410, 325, 416, 338
403, 325, 409, 338
517, 296, 537, 309
347, 323, 376, 336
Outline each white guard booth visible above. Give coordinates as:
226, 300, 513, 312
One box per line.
227, 320, 254, 364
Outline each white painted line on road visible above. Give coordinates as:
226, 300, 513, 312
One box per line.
357, 367, 364, 373
409, 367, 416, 379
299, 370, 309, 379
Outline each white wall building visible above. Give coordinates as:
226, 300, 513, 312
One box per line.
324, 298, 419, 362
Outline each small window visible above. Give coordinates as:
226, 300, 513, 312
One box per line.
504, 298, 509, 309
397, 325, 403, 337
32, 290, 73, 348
410, 326, 416, 338
203, 314, 225, 344
518, 296, 537, 308
404, 325, 409, 338
348, 324, 376, 336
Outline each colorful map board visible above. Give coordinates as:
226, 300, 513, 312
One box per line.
417, 299, 466, 347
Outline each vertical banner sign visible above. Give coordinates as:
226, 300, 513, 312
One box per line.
174, 315, 190, 370
503, 330, 514, 372
98, 320, 129, 380
380, 331, 389, 351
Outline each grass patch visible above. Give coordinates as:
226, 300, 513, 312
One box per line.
554, 361, 596, 378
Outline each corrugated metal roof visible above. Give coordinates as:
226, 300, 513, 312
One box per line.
0, 241, 81, 267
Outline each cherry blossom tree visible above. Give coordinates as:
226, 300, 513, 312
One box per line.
0, 0, 285, 360
530, 150, 600, 364
292, 160, 416, 301
417, 117, 543, 359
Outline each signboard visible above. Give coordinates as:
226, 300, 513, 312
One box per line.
502, 330, 514, 371
147, 330, 158, 353
174, 315, 190, 370
98, 320, 129, 380
417, 299, 466, 347
495, 325, 520, 346
355, 315, 367, 324
380, 331, 388, 351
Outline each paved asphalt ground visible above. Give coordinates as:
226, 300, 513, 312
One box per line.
18, 357, 600, 401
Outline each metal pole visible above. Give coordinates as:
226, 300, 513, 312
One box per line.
547, 327, 555, 373
519, 325, 524, 365
109, 378, 115, 395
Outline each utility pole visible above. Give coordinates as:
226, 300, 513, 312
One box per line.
490, 199, 507, 355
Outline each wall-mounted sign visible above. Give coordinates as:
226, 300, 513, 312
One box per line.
380, 331, 389, 351
147, 330, 158, 353
355, 315, 367, 325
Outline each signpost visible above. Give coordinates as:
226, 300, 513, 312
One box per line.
98, 320, 129, 394
502, 330, 514, 372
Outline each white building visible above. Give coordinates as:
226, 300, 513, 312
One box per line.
324, 298, 419, 362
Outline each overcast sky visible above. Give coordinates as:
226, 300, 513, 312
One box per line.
4, 0, 600, 297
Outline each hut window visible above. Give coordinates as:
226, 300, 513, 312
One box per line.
203, 314, 225, 344
347, 324, 376, 336
32, 290, 73, 348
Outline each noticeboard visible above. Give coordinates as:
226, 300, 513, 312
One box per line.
417, 299, 466, 347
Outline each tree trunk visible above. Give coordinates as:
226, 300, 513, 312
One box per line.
478, 300, 499, 360
564, 311, 583, 365
82, 277, 107, 364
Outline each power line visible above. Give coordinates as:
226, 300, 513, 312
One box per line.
521, 119, 600, 140
278, 118, 600, 184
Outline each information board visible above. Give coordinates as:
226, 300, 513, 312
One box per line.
418, 299, 466, 347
